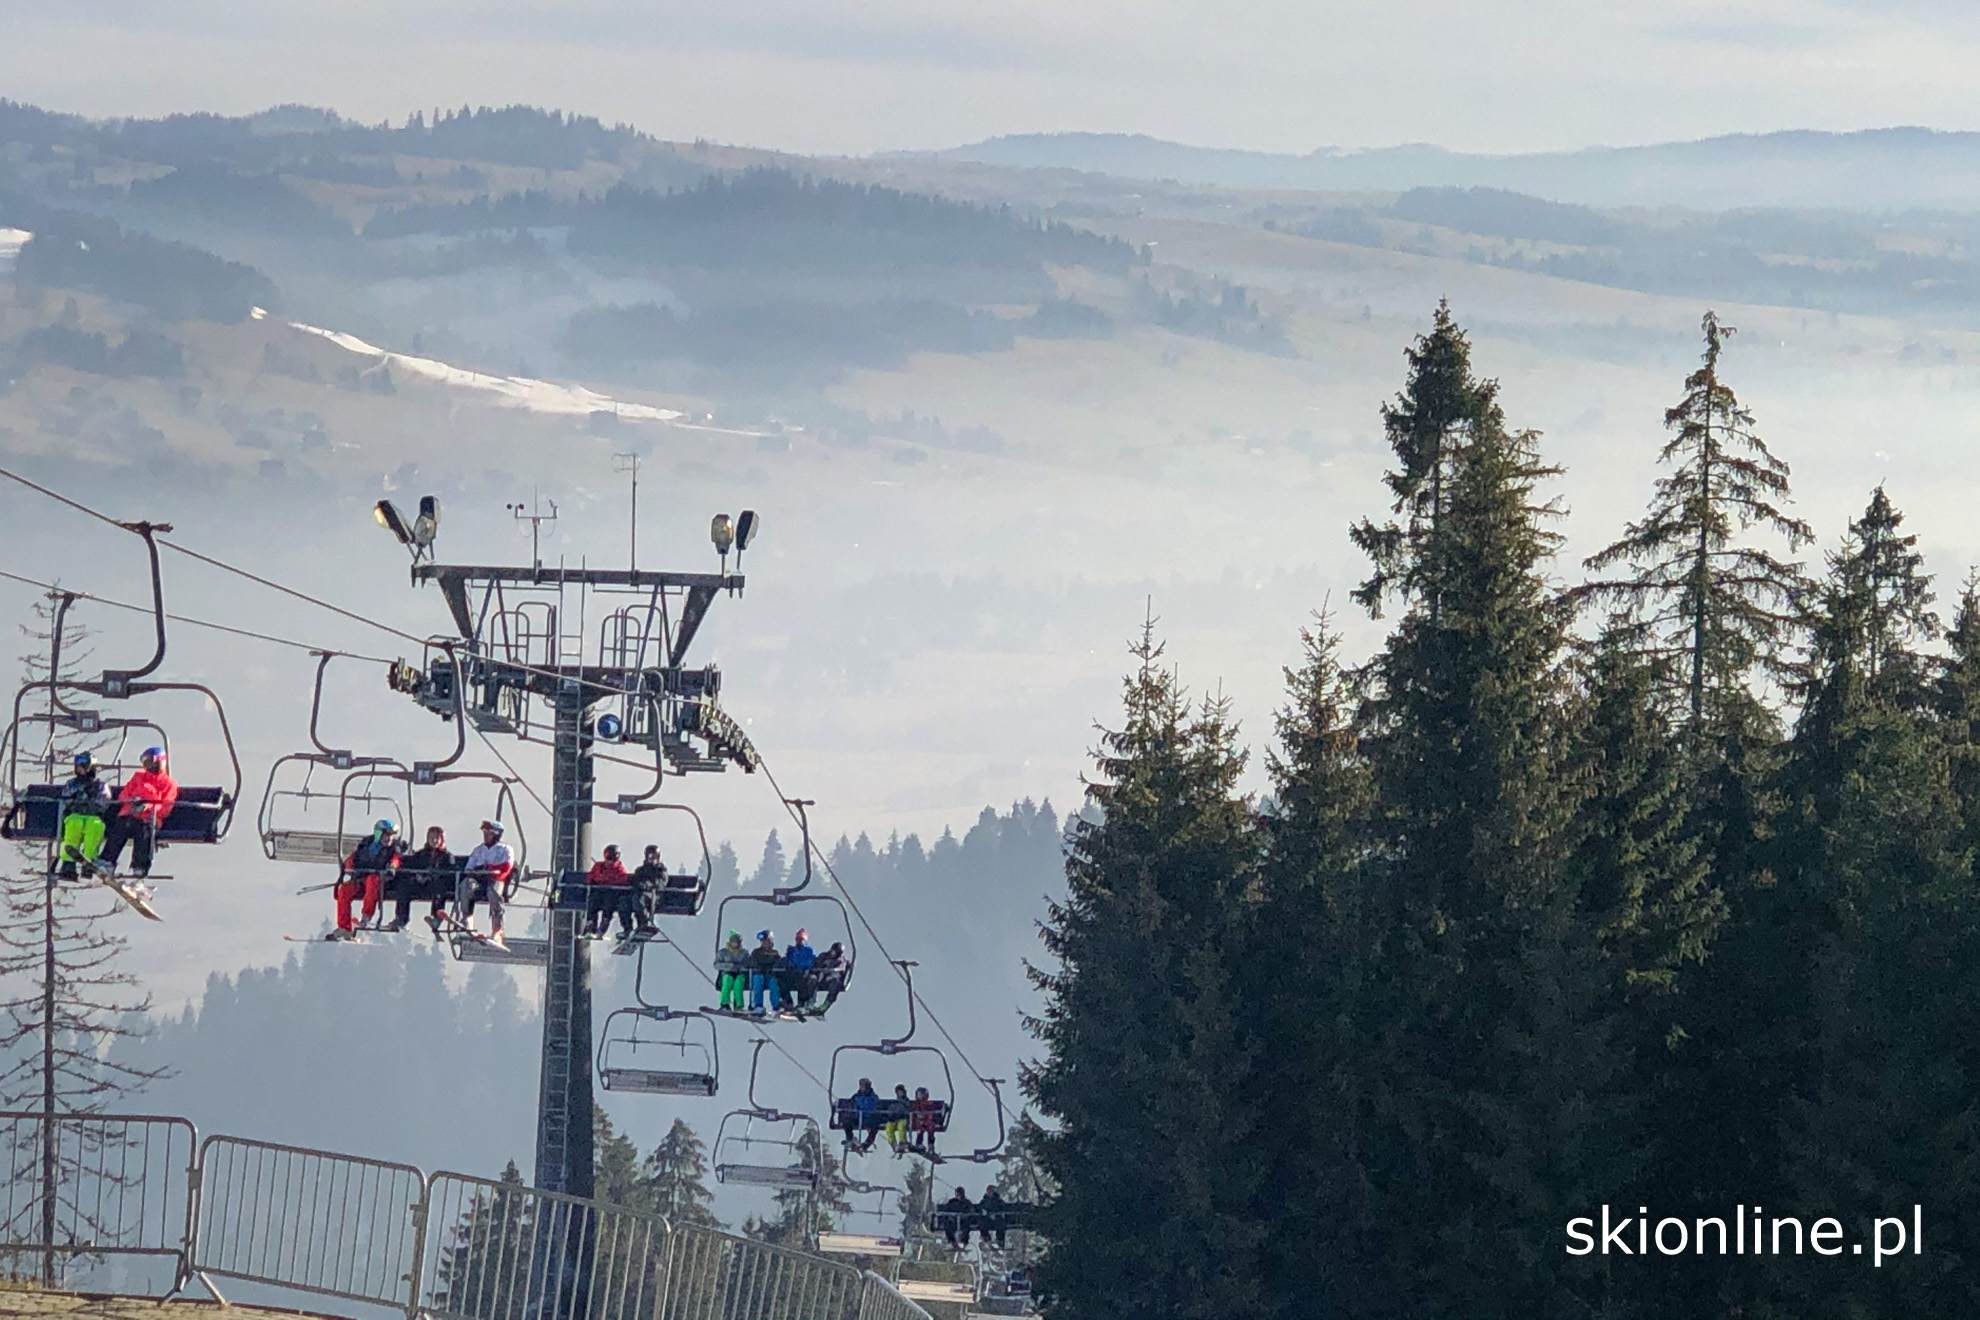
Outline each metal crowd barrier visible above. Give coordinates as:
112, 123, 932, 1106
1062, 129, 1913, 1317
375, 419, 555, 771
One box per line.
421, 1169, 672, 1320
0, 1112, 197, 1288
193, 1135, 426, 1311
658, 1222, 865, 1320
855, 1271, 930, 1320
0, 1111, 932, 1320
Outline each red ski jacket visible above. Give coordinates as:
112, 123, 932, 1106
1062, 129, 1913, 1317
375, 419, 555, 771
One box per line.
118, 769, 179, 825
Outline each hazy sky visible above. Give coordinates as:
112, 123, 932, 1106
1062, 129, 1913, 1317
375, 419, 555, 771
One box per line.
4, 0, 1980, 156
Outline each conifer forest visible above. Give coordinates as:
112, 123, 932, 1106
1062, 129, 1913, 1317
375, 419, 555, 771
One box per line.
1025, 305, 1980, 1319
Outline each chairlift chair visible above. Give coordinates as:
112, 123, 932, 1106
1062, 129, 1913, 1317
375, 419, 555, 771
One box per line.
2, 707, 164, 837
596, 1006, 718, 1097
2, 583, 242, 853
892, 1260, 980, 1307
712, 1038, 824, 1192
827, 961, 956, 1157
712, 1110, 824, 1191
571, 798, 716, 947
258, 759, 413, 864
707, 798, 856, 1021
819, 1181, 905, 1258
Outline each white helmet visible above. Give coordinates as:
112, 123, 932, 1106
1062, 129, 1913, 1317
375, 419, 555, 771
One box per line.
481, 819, 506, 837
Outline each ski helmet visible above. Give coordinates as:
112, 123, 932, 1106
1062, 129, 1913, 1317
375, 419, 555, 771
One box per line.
374, 819, 397, 836
141, 746, 166, 764
72, 751, 95, 771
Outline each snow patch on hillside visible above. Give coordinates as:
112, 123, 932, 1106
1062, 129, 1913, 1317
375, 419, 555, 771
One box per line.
285, 318, 683, 423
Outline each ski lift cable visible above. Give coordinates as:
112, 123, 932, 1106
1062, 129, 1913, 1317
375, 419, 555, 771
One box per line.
0, 467, 652, 699
752, 755, 1020, 1135
0, 567, 393, 662
0, 466, 431, 650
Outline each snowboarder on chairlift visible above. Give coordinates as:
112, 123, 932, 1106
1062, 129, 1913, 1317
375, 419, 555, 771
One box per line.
458, 819, 516, 950
95, 746, 178, 885
55, 751, 109, 881
632, 843, 671, 923
715, 931, 748, 1011
330, 819, 401, 939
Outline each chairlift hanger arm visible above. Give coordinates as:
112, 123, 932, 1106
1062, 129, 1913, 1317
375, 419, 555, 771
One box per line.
112, 520, 170, 685
44, 593, 85, 718
598, 695, 671, 810
776, 797, 816, 896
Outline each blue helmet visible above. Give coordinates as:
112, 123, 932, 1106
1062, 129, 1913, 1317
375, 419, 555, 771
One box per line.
374, 819, 397, 836
140, 746, 166, 764
73, 751, 96, 772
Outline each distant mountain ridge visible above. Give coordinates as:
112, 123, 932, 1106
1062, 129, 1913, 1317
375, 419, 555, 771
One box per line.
932, 128, 1980, 212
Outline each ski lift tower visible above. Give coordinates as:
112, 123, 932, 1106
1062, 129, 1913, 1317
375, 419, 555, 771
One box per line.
377, 497, 761, 1198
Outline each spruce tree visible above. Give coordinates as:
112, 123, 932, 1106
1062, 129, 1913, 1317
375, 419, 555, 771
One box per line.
1345, 310, 1629, 1315
1350, 300, 1503, 616
1765, 487, 1978, 1315
646, 1119, 722, 1228
1582, 310, 1812, 729
1025, 626, 1261, 1320
1250, 619, 1375, 1318
593, 1104, 656, 1215
1936, 574, 1980, 883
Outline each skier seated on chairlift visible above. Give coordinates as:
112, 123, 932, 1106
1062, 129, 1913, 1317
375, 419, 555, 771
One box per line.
587, 844, 654, 938
811, 941, 847, 1015
778, 928, 818, 1016
391, 824, 457, 933
842, 1077, 882, 1153
909, 1086, 941, 1157
937, 1189, 976, 1249
327, 819, 401, 940
456, 819, 515, 951
715, 931, 748, 1011
55, 751, 109, 881
747, 929, 784, 1014
95, 746, 178, 886
976, 1186, 1011, 1248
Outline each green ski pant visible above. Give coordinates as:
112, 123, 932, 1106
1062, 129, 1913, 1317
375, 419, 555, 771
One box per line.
60, 813, 105, 863
718, 972, 746, 1011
